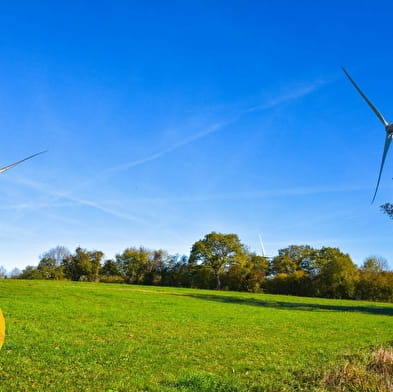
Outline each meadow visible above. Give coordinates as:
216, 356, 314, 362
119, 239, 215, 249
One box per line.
0, 280, 393, 391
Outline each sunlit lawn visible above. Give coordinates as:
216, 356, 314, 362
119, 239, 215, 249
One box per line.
1, 280, 393, 391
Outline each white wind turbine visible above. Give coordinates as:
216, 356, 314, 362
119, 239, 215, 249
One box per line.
0, 150, 47, 174
258, 233, 267, 258
342, 67, 393, 203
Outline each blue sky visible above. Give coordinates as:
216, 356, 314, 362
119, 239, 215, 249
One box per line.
0, 1, 393, 271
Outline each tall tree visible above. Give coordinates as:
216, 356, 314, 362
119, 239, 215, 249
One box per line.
189, 232, 248, 289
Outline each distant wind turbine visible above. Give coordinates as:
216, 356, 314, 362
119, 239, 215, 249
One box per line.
342, 67, 393, 203
0, 150, 47, 174
258, 233, 267, 257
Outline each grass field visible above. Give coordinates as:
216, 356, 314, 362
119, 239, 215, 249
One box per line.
0, 280, 393, 391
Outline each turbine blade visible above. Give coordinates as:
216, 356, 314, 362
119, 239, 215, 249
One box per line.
372, 135, 391, 203
342, 67, 388, 127
0, 150, 47, 174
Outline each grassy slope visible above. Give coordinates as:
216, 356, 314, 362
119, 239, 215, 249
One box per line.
0, 280, 393, 392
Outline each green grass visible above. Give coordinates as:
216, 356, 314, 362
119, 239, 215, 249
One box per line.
1, 280, 393, 391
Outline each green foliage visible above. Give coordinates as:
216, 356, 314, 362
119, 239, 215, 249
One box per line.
98, 274, 125, 284
270, 245, 316, 275
116, 247, 151, 284
222, 253, 267, 292
190, 232, 249, 289
37, 246, 70, 280
10, 236, 393, 302
17, 265, 45, 280
100, 259, 122, 278
264, 270, 311, 296
356, 271, 393, 302
62, 247, 103, 282
313, 248, 358, 299
265, 246, 359, 300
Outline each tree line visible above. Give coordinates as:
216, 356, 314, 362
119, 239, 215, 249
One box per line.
8, 231, 393, 302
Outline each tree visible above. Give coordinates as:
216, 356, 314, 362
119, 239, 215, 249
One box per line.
357, 270, 393, 301
9, 268, 21, 278
99, 259, 124, 283
37, 246, 70, 280
313, 247, 358, 299
0, 266, 6, 279
39, 246, 70, 266
224, 253, 268, 292
101, 259, 122, 276
189, 232, 248, 289
160, 254, 193, 288
18, 266, 44, 280
263, 270, 310, 296
62, 247, 103, 281
269, 245, 317, 276
143, 249, 169, 285
362, 256, 389, 273
116, 247, 149, 284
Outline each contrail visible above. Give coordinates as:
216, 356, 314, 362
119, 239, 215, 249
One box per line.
101, 79, 327, 177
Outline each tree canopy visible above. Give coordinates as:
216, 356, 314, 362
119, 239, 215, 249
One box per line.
189, 232, 248, 289
11, 232, 393, 302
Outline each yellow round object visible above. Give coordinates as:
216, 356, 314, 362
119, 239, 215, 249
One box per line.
0, 309, 4, 349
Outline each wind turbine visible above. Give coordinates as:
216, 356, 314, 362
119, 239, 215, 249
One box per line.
0, 150, 47, 174
342, 67, 393, 203
258, 233, 267, 258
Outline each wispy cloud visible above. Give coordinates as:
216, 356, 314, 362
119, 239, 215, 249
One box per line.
100, 78, 328, 177
8, 177, 148, 224
64, 195, 148, 224
245, 80, 326, 113
101, 120, 231, 176
0, 201, 75, 211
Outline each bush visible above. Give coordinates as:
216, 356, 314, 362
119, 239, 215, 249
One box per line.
99, 275, 125, 284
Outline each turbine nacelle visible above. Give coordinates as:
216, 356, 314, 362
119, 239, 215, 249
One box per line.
386, 124, 393, 137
